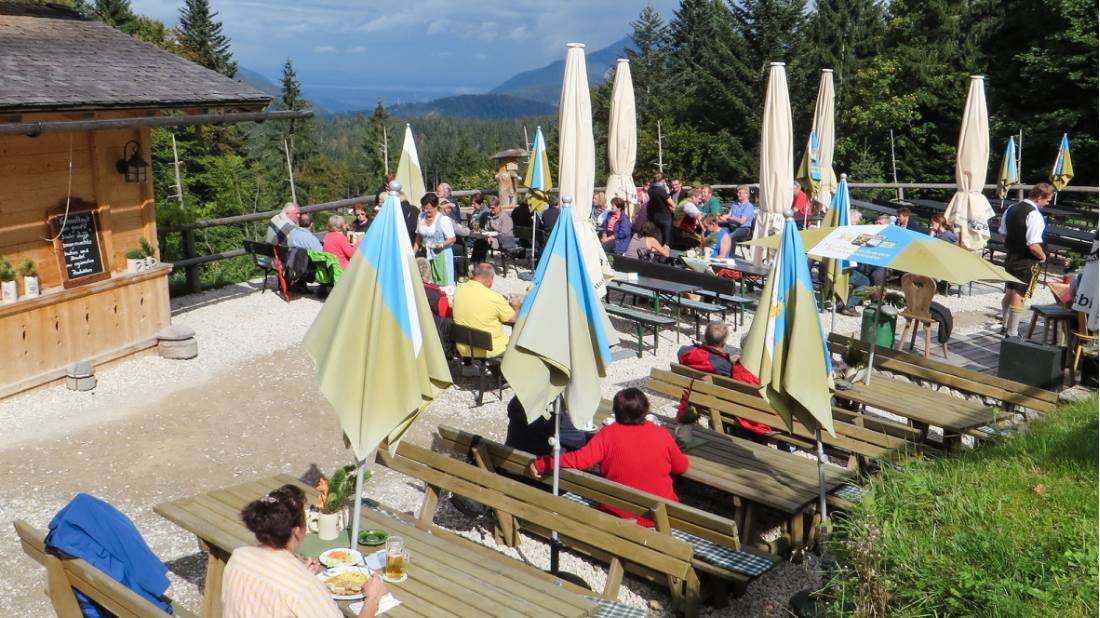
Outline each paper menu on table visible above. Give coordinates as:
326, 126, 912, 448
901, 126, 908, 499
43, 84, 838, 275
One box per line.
349, 593, 401, 616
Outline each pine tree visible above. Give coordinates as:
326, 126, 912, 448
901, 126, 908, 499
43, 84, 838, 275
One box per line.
361, 100, 393, 191
177, 0, 237, 77
665, 0, 757, 179
729, 0, 808, 75
623, 4, 671, 175
93, 0, 137, 34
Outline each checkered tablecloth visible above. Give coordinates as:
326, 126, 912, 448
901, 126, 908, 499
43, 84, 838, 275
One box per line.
588, 597, 649, 618
669, 529, 774, 577
560, 493, 773, 578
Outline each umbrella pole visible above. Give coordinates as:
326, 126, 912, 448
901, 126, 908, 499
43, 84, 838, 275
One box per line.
863, 282, 885, 385
815, 428, 829, 543
550, 395, 563, 574
350, 457, 364, 551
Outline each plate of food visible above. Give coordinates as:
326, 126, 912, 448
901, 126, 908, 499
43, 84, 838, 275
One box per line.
319, 565, 372, 600
319, 548, 363, 569
358, 529, 388, 547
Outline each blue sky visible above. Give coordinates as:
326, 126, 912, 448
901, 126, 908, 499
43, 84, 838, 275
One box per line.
131, 0, 680, 105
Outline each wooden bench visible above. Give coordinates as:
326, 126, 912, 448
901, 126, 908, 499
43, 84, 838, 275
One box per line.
436, 425, 780, 603
14, 519, 196, 618
649, 366, 919, 469
611, 255, 750, 324
827, 333, 1058, 415
375, 440, 703, 616
604, 303, 677, 357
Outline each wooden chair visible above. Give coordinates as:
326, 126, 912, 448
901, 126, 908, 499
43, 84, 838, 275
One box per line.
449, 323, 505, 405
895, 273, 947, 359
1070, 310, 1097, 384
13, 520, 196, 618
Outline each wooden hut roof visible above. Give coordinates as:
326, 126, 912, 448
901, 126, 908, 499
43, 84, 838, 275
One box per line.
0, 3, 272, 114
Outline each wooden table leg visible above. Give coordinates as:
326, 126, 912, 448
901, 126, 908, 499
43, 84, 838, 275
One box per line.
788, 511, 805, 557
1027, 311, 1039, 339
199, 540, 230, 618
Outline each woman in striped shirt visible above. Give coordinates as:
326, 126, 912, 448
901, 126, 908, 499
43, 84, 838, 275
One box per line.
222, 485, 386, 617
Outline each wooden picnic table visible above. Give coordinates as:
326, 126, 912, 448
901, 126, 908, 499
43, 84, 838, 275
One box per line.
833, 377, 998, 443
594, 407, 854, 551
155, 474, 599, 618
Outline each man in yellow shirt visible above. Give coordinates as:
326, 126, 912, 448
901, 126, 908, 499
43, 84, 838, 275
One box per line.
453, 263, 522, 357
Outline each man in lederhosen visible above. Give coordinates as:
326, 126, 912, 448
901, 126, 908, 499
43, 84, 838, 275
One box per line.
999, 183, 1053, 336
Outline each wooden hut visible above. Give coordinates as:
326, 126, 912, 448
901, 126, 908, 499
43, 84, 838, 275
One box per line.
0, 4, 305, 398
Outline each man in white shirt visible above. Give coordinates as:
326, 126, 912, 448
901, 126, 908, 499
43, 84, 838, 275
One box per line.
999, 183, 1053, 336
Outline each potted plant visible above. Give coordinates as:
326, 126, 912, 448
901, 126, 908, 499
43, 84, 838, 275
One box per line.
310, 465, 365, 541
675, 404, 700, 442
19, 259, 38, 297
125, 247, 147, 273
0, 257, 16, 304
140, 237, 157, 268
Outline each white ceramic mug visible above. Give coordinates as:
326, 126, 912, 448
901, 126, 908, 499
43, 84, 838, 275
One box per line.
307, 510, 346, 541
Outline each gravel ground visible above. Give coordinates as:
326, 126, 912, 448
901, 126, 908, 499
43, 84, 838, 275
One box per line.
0, 269, 1033, 616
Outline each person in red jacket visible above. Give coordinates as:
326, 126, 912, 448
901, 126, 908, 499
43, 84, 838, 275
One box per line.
529, 388, 688, 527
678, 321, 774, 436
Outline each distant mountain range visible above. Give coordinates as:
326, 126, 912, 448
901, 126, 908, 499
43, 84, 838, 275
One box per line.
388, 94, 556, 120
489, 37, 632, 103
240, 35, 633, 120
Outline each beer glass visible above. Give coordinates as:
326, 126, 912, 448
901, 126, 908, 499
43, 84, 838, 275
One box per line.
382, 536, 409, 582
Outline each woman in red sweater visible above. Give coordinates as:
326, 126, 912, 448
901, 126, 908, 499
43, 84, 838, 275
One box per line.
322, 215, 359, 269
529, 388, 689, 527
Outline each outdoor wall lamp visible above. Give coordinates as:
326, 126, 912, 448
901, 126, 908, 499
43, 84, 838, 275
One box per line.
116, 140, 149, 183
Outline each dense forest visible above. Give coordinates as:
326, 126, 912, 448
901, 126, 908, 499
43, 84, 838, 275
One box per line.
46, 0, 1098, 289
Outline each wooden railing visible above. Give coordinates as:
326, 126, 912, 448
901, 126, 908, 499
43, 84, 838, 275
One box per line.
165, 182, 1098, 294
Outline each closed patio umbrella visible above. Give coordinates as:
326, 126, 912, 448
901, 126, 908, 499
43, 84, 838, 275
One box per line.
944, 76, 994, 251
798, 69, 837, 211
752, 62, 794, 265
605, 58, 638, 212
394, 124, 426, 207
501, 196, 617, 572
741, 211, 836, 536
559, 43, 612, 296
303, 181, 452, 548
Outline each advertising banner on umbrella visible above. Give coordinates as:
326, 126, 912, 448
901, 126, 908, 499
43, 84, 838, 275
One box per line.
1071, 240, 1098, 330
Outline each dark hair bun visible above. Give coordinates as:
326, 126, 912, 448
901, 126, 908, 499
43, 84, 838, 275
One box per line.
241, 484, 306, 549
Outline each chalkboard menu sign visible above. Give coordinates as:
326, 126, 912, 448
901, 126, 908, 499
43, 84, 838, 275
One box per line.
49, 206, 110, 288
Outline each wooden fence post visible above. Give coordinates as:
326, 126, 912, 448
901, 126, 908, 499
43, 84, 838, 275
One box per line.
182, 227, 201, 293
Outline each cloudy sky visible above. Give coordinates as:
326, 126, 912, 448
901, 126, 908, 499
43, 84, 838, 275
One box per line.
131, 0, 680, 104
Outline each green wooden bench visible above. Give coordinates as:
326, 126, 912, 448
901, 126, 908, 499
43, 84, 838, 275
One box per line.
693, 290, 751, 327
14, 519, 197, 618
376, 440, 702, 616
604, 303, 677, 357
649, 366, 920, 470
827, 333, 1058, 416
436, 424, 779, 605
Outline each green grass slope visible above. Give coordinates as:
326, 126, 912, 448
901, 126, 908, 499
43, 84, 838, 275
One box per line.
826, 396, 1099, 617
